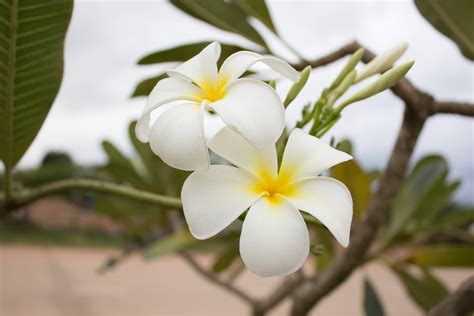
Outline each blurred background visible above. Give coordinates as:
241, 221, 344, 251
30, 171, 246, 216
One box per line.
1, 0, 473, 315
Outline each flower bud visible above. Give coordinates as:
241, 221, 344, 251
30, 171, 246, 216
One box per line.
336, 60, 414, 112
355, 42, 408, 83
284, 66, 311, 107
329, 48, 364, 91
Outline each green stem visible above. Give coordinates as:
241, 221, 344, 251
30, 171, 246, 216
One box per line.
6, 178, 182, 211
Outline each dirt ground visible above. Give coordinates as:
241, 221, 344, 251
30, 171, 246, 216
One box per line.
0, 245, 471, 316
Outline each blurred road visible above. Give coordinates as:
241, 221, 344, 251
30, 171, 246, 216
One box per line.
0, 245, 471, 316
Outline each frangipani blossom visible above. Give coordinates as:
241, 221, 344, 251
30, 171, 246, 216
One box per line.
136, 42, 300, 171
181, 127, 353, 277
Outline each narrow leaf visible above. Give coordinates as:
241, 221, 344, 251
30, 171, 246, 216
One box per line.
138, 41, 255, 65
132, 73, 167, 97
170, 0, 268, 48
408, 245, 474, 268
391, 264, 448, 311
364, 278, 385, 316
235, 0, 277, 34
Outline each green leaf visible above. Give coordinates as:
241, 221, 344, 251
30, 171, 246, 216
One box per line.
382, 155, 451, 246
102, 140, 148, 190
415, 0, 474, 60
0, 0, 74, 168
234, 0, 277, 34
144, 231, 198, 259
391, 265, 448, 311
170, 0, 268, 48
364, 278, 385, 316
429, 207, 474, 231
131, 73, 167, 97
138, 41, 254, 65
407, 245, 474, 268
212, 247, 239, 273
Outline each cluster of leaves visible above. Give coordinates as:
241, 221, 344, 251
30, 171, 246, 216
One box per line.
334, 150, 474, 315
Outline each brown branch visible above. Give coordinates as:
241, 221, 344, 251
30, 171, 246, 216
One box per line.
252, 272, 304, 316
291, 107, 426, 315
428, 276, 474, 316
181, 253, 257, 306
167, 211, 257, 308
287, 41, 445, 315
293, 42, 358, 70
432, 101, 474, 117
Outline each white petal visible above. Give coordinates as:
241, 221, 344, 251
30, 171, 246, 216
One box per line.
181, 165, 261, 239
280, 128, 352, 182
240, 196, 309, 277
149, 103, 209, 171
167, 42, 220, 87
285, 177, 353, 247
208, 127, 277, 179
136, 77, 202, 143
210, 78, 285, 147
219, 51, 299, 82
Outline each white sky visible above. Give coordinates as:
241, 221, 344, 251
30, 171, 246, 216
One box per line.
18, 0, 473, 203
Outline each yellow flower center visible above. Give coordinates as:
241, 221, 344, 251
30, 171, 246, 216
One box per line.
252, 168, 296, 204
197, 75, 229, 103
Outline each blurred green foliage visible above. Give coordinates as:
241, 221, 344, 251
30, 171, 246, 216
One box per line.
415, 0, 474, 60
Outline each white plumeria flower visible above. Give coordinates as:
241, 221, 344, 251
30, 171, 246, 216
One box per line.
181, 127, 353, 277
135, 42, 299, 171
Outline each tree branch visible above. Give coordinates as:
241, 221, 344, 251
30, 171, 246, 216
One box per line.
428, 276, 474, 316
181, 253, 257, 307
1, 178, 182, 214
432, 101, 474, 117
291, 107, 426, 315
252, 272, 304, 316
287, 40, 447, 315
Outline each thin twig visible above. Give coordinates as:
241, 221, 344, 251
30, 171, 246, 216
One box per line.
181, 253, 257, 306
428, 276, 474, 316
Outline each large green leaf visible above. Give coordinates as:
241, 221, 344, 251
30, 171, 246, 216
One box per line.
391, 265, 448, 311
235, 0, 277, 34
138, 41, 255, 65
364, 278, 385, 316
415, 0, 474, 60
0, 0, 73, 168
407, 245, 474, 268
170, 0, 268, 48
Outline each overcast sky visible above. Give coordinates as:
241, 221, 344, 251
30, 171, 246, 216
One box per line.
18, 0, 473, 203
